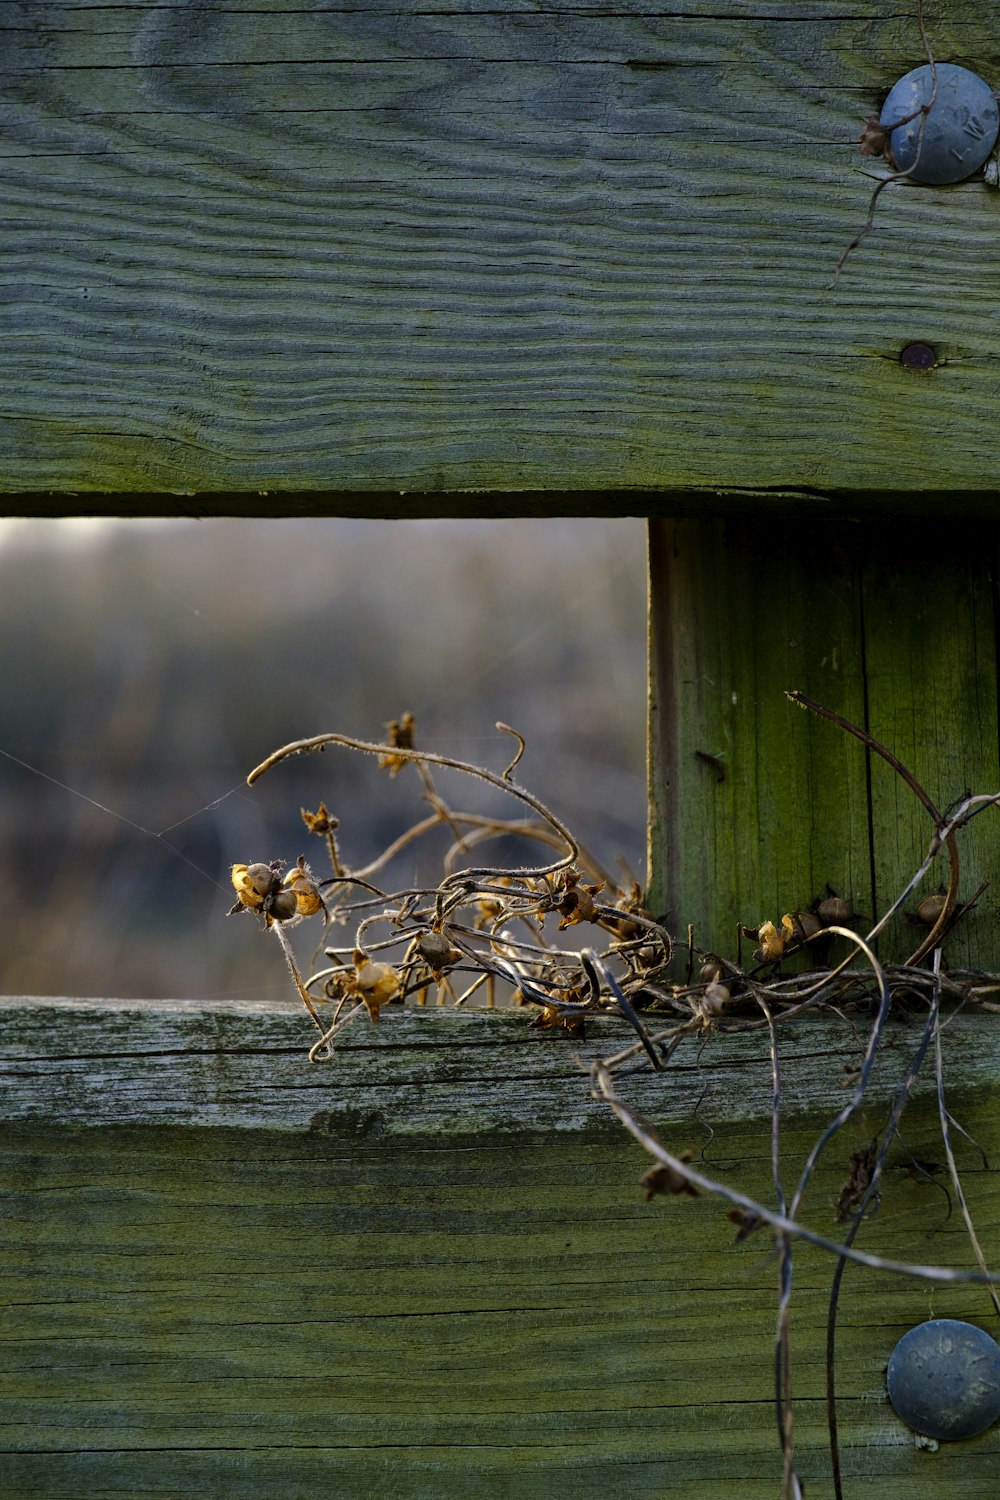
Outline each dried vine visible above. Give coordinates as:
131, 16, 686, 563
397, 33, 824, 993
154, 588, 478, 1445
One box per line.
231, 707, 1000, 1498
832, 0, 938, 284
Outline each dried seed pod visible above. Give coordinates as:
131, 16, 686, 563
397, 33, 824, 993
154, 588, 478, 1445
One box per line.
352, 955, 401, 1020
836, 1139, 878, 1221
791, 910, 822, 942
283, 855, 323, 917
858, 113, 893, 160
229, 860, 285, 917
604, 882, 652, 941
244, 862, 277, 895
633, 943, 662, 970
301, 802, 338, 836
416, 930, 460, 977
916, 892, 948, 926
816, 895, 852, 925
531, 1004, 586, 1038
700, 981, 731, 1017
266, 888, 299, 923
555, 869, 604, 928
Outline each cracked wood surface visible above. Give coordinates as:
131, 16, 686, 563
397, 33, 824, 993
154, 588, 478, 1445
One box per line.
3, 995, 1000, 1131
3, 997, 1000, 1496
4, 1, 1000, 503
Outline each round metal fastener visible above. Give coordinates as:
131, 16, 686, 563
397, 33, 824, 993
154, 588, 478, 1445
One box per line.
899, 342, 937, 372
880, 64, 999, 184
886, 1319, 1000, 1441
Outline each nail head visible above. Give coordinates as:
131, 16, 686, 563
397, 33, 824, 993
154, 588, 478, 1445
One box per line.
886, 1318, 1000, 1441
880, 64, 999, 185
900, 342, 937, 371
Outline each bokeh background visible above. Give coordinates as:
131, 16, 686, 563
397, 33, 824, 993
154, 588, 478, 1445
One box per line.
3, 516, 647, 1001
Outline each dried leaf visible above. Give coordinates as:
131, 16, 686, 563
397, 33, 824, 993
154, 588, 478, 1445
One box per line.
641, 1155, 699, 1201
378, 711, 416, 776
837, 1139, 879, 1222
727, 1207, 764, 1243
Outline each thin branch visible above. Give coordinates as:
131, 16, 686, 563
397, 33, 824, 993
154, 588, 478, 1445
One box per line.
825, 989, 939, 1500
788, 927, 891, 1221
933, 947, 1000, 1320
786, 691, 940, 821
591, 1062, 999, 1284
831, 0, 938, 283
233, 704, 1000, 1500
758, 999, 798, 1500
248, 729, 579, 881
786, 691, 961, 963
496, 720, 526, 780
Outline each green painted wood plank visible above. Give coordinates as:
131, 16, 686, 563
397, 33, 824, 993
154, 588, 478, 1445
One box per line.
861, 531, 1000, 971
648, 517, 872, 955
3, 999, 1000, 1496
648, 518, 1000, 968
4, 1121, 999, 1499
4, 1, 1000, 498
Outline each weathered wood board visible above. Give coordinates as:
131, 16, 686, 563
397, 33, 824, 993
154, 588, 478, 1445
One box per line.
648, 517, 1000, 969
4, 2, 1000, 502
3, 997, 1000, 1497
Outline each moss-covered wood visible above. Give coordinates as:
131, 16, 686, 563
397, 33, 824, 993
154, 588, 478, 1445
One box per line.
4, 1, 1000, 501
3, 997, 1000, 1497
648, 517, 1000, 970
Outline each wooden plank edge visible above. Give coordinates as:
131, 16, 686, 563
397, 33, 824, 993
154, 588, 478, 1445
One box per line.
3, 996, 999, 1137
3, 489, 1000, 520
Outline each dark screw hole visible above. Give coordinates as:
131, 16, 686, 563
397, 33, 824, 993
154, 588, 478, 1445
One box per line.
900, 342, 937, 372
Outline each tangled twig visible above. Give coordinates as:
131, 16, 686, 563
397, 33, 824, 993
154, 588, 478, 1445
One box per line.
231, 706, 1000, 1495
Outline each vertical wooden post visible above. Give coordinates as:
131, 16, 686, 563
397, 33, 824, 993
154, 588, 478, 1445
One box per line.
648, 517, 1000, 970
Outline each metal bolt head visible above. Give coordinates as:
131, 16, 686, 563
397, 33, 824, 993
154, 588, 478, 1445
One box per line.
886, 1319, 1000, 1441
880, 64, 999, 184
899, 342, 937, 372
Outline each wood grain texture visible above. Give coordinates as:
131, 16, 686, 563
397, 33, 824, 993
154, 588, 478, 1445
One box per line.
4, 1, 1000, 500
648, 517, 1000, 967
3, 998, 1000, 1496
862, 534, 1000, 969
11, 993, 1000, 1132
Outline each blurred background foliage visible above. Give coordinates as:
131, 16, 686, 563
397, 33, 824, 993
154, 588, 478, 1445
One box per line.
2, 516, 647, 1001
